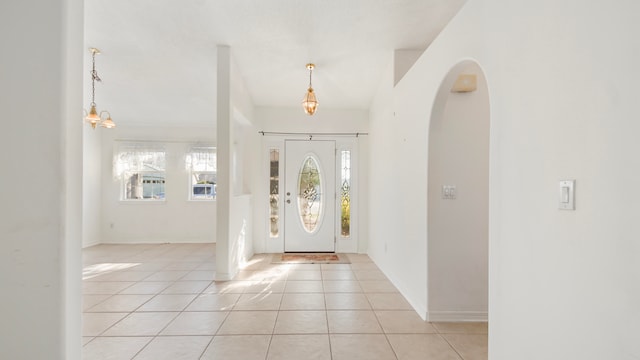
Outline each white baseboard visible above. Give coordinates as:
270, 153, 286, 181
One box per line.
101, 238, 215, 244
427, 310, 488, 322
82, 240, 100, 248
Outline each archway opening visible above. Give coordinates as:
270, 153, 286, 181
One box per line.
427, 60, 490, 322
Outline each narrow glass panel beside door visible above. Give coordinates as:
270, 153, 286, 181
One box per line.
269, 149, 280, 238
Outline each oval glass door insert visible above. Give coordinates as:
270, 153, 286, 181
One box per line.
297, 155, 323, 233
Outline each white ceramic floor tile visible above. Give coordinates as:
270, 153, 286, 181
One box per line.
274, 311, 328, 334
90, 270, 155, 282
185, 293, 240, 311
137, 294, 197, 311
354, 269, 388, 280
322, 280, 363, 293
280, 293, 326, 310
133, 335, 212, 360
82, 336, 152, 360
325, 293, 372, 310
375, 310, 438, 334
442, 334, 488, 360
284, 280, 324, 293
83, 295, 112, 310
200, 335, 271, 360
267, 334, 331, 360
217, 311, 278, 335
86, 294, 154, 312
287, 270, 323, 280
161, 311, 229, 335
330, 334, 396, 360
144, 270, 190, 282
366, 293, 413, 310
82, 312, 128, 336
387, 334, 462, 360
359, 280, 398, 293
203, 281, 249, 294
234, 292, 283, 310
321, 271, 357, 280
83, 281, 136, 295
102, 312, 179, 336
181, 270, 217, 281
243, 280, 286, 294
161, 280, 211, 294
327, 310, 382, 333
119, 281, 172, 295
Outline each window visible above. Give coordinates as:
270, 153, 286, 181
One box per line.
269, 149, 280, 237
114, 144, 166, 200
340, 150, 351, 237
186, 146, 217, 200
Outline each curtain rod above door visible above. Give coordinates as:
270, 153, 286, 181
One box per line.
258, 131, 368, 138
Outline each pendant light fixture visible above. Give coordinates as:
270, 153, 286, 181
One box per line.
84, 48, 115, 129
302, 63, 318, 116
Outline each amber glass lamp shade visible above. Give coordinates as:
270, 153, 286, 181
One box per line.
302, 87, 318, 115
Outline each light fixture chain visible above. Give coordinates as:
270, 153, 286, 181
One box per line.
90, 50, 102, 106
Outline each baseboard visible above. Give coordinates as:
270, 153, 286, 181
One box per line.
101, 238, 215, 244
82, 240, 100, 248
427, 310, 488, 322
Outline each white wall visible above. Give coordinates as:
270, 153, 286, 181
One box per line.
100, 125, 216, 244
253, 107, 369, 254
369, 0, 640, 358
427, 63, 489, 321
1, 0, 83, 358
369, 54, 429, 317
83, 126, 102, 247
217, 47, 258, 279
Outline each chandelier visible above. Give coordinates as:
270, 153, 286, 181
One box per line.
84, 48, 115, 129
302, 63, 318, 116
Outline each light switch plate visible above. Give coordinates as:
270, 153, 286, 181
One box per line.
558, 180, 575, 210
442, 185, 457, 200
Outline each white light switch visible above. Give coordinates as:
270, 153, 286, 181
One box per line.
559, 180, 575, 210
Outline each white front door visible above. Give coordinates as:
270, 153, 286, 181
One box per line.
284, 140, 336, 252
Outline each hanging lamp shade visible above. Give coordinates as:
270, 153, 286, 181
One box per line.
301, 63, 318, 115
101, 113, 116, 129
85, 104, 101, 129
302, 87, 318, 115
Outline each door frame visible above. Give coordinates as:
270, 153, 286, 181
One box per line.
261, 135, 360, 254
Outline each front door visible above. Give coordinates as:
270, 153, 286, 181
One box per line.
284, 140, 336, 252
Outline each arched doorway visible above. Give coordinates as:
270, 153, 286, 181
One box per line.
427, 60, 490, 322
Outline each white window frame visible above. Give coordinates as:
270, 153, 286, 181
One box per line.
114, 143, 167, 202
186, 146, 217, 201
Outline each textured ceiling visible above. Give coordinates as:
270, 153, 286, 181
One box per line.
84, 0, 466, 126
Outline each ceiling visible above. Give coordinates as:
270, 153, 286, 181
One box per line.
84, 0, 466, 126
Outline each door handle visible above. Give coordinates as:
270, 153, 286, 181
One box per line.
286, 199, 291, 204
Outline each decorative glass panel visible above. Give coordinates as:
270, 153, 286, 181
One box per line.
341, 150, 351, 237
297, 155, 322, 233
269, 149, 279, 238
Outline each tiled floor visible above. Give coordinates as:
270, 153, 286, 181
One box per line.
82, 244, 487, 360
